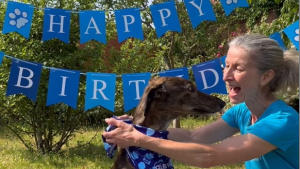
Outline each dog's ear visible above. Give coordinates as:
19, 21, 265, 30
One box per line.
144, 84, 166, 117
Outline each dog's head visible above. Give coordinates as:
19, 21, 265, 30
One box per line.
133, 77, 226, 128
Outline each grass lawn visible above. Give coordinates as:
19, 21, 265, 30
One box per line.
0, 116, 244, 169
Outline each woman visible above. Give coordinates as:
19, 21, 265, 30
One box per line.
102, 34, 299, 168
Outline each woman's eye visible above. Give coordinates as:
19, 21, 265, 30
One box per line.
236, 67, 244, 72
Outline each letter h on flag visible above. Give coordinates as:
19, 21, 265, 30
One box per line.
42, 8, 71, 44
6, 59, 43, 102
122, 73, 151, 112
192, 59, 227, 95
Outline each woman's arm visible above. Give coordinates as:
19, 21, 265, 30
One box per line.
138, 132, 276, 168
168, 119, 239, 144
103, 118, 276, 168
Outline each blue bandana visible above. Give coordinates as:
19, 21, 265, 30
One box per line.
102, 116, 174, 169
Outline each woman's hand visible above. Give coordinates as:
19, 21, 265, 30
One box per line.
102, 118, 143, 148
117, 114, 133, 121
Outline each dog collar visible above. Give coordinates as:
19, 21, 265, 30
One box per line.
102, 118, 174, 169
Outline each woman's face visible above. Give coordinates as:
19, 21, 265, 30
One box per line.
223, 46, 263, 104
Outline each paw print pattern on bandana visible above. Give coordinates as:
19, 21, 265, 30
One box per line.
9, 8, 29, 29
294, 29, 299, 42
226, 0, 238, 4
146, 128, 155, 136
138, 162, 146, 169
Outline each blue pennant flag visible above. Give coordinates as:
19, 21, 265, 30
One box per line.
122, 73, 151, 112
283, 20, 299, 50
79, 10, 106, 44
183, 0, 216, 28
219, 0, 249, 16
159, 67, 190, 80
219, 55, 227, 68
115, 8, 144, 43
0, 52, 4, 66
192, 59, 227, 95
269, 32, 287, 51
150, 1, 182, 38
2, 1, 34, 39
46, 68, 80, 109
42, 8, 71, 44
85, 73, 117, 112
6, 59, 43, 102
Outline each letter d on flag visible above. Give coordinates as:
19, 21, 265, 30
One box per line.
192, 59, 227, 95
6, 59, 43, 102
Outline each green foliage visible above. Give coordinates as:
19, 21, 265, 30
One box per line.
0, 119, 245, 169
0, 0, 298, 154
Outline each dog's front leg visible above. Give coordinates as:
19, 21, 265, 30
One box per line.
111, 148, 135, 169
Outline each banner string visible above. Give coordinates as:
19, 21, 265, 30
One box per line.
3, 54, 196, 77
0, 0, 152, 13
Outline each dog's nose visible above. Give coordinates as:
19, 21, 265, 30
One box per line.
217, 98, 226, 108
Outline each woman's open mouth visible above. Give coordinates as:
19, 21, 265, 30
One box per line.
229, 86, 241, 97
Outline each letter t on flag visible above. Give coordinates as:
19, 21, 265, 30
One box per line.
192, 59, 227, 95
122, 73, 151, 112
6, 59, 43, 102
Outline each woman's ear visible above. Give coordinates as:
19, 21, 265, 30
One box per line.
260, 70, 275, 86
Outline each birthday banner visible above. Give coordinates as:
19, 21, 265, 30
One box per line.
2, 0, 252, 43
0, 0, 299, 112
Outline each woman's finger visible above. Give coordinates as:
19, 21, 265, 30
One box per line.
118, 114, 133, 120
105, 118, 122, 127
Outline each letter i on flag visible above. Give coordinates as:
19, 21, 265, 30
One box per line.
6, 59, 43, 102
79, 10, 106, 44
2, 1, 34, 39
85, 73, 117, 112
150, 1, 182, 38
283, 20, 299, 50
46, 68, 80, 109
219, 0, 249, 16
122, 73, 151, 112
42, 8, 71, 44
192, 59, 227, 95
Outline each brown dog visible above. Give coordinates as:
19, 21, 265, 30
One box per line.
111, 77, 226, 169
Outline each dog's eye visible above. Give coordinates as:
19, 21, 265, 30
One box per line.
188, 86, 195, 92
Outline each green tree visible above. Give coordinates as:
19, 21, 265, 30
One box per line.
0, 0, 298, 154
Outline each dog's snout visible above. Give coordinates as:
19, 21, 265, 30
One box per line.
217, 98, 226, 108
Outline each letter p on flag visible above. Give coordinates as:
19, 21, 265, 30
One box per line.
6, 59, 43, 102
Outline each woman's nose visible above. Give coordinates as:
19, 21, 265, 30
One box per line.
223, 69, 233, 81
